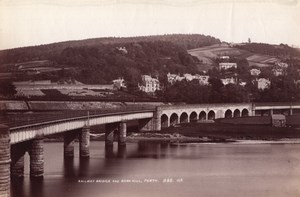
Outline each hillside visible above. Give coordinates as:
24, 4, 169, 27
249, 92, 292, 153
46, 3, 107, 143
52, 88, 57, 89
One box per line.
187, 43, 289, 70
0, 34, 221, 84
0, 34, 220, 64
1, 35, 300, 86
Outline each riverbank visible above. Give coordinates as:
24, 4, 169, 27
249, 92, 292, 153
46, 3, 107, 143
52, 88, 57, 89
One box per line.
126, 132, 233, 143
44, 122, 300, 143
156, 122, 300, 141
126, 122, 300, 143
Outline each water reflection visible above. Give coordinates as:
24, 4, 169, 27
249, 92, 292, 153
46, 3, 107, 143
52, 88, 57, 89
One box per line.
11, 141, 300, 197
117, 145, 127, 159
30, 178, 44, 197
105, 145, 114, 158
79, 158, 90, 177
64, 158, 77, 177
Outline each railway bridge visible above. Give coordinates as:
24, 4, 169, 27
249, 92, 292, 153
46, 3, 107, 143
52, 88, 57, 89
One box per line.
0, 102, 300, 197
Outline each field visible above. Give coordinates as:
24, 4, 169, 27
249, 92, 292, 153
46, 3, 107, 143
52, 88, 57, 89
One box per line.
188, 43, 280, 70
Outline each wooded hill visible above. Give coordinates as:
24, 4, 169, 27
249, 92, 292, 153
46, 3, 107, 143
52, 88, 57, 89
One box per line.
0, 34, 220, 84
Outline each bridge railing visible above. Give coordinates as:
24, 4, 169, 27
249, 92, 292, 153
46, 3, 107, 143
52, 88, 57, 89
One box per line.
1, 105, 155, 129
253, 102, 300, 107
158, 103, 253, 110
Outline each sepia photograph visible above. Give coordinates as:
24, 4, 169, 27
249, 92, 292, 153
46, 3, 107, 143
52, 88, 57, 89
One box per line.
0, 0, 300, 196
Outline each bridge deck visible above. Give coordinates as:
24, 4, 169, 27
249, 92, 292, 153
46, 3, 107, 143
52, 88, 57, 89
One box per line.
0, 106, 155, 129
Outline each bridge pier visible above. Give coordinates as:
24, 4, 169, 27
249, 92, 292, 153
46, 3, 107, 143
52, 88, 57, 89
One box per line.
139, 107, 162, 131
0, 125, 10, 197
105, 123, 118, 147
79, 126, 90, 158
11, 143, 27, 178
29, 137, 44, 178
11, 155, 24, 178
118, 122, 126, 146
64, 131, 78, 158
139, 118, 155, 131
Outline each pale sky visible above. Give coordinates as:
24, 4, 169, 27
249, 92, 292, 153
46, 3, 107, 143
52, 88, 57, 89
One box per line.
0, 0, 299, 50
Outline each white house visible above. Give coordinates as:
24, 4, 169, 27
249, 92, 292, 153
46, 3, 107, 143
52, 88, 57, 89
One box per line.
195, 75, 210, 85
138, 75, 160, 93
221, 77, 236, 85
275, 62, 288, 68
272, 68, 285, 76
257, 78, 271, 90
250, 68, 261, 76
112, 78, 126, 89
219, 63, 237, 70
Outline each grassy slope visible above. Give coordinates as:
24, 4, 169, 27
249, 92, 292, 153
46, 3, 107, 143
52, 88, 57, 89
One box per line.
188, 43, 280, 70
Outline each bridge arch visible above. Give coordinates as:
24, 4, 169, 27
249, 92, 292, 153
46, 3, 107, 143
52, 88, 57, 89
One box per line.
180, 112, 189, 124
170, 113, 179, 126
190, 111, 198, 122
161, 114, 169, 128
225, 109, 233, 118
199, 111, 207, 120
241, 109, 249, 117
208, 110, 215, 120
233, 109, 241, 117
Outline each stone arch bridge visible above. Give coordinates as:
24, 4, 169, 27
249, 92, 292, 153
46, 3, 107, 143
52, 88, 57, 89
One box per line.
157, 103, 252, 129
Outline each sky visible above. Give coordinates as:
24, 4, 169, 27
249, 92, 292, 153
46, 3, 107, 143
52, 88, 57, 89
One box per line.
0, 0, 300, 50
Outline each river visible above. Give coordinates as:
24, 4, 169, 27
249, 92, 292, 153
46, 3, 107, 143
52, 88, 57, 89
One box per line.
11, 141, 300, 197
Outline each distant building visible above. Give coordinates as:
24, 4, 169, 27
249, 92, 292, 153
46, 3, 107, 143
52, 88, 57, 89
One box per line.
167, 73, 184, 84
167, 73, 209, 85
183, 74, 196, 81
257, 78, 270, 90
13, 80, 52, 85
220, 56, 230, 60
219, 63, 237, 70
116, 47, 128, 54
112, 78, 126, 89
138, 75, 160, 93
272, 62, 288, 76
272, 68, 285, 76
221, 77, 236, 85
294, 80, 300, 87
239, 81, 247, 87
13, 81, 116, 90
195, 75, 210, 85
275, 62, 288, 68
250, 68, 261, 76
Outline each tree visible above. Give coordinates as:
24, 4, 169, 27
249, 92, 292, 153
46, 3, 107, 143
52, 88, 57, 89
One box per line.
0, 80, 16, 97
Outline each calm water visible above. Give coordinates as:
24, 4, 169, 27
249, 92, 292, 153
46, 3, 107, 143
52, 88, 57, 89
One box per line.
11, 141, 300, 197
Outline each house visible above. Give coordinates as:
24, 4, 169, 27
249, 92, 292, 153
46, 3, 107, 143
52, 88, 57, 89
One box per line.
239, 81, 247, 87
275, 62, 288, 68
167, 73, 210, 85
195, 75, 210, 85
116, 47, 128, 54
257, 78, 270, 90
183, 74, 196, 81
272, 62, 288, 76
138, 75, 160, 93
221, 77, 236, 85
166, 73, 184, 84
220, 56, 230, 61
272, 68, 285, 76
112, 78, 126, 89
219, 63, 237, 70
250, 68, 261, 76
